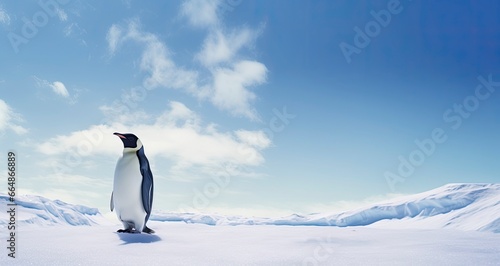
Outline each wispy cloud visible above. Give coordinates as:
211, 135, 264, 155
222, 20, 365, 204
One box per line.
0, 6, 10, 25
64, 23, 85, 37
211, 60, 267, 119
64, 23, 88, 46
34, 76, 70, 98
136, 26, 203, 96
51, 81, 70, 97
180, 0, 220, 28
196, 27, 260, 67
56, 8, 68, 21
106, 24, 122, 55
0, 99, 28, 135
106, 19, 208, 98
107, 6, 267, 120
182, 0, 267, 120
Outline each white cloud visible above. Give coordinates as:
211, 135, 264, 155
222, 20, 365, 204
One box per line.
180, 0, 220, 28
155, 101, 199, 127
196, 28, 258, 67
34, 76, 70, 98
106, 24, 122, 54
0, 7, 11, 25
106, 17, 267, 120
0, 99, 28, 135
36, 124, 115, 156
37, 102, 271, 179
99, 103, 151, 125
211, 60, 267, 119
138, 33, 202, 95
183, 0, 268, 119
51, 81, 70, 97
236, 130, 271, 149
106, 20, 205, 97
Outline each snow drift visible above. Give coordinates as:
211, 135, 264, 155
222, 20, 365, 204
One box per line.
1, 183, 499, 233
0, 194, 108, 226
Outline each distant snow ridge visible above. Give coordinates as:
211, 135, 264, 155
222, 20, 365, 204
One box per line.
1, 183, 498, 233
0, 194, 105, 226
320, 183, 500, 231
151, 183, 500, 233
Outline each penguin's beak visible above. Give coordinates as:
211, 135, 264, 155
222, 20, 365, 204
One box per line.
113, 132, 127, 139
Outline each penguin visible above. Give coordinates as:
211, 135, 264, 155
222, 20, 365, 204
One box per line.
110, 132, 154, 234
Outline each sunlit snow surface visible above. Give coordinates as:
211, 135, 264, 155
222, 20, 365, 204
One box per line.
1, 183, 499, 265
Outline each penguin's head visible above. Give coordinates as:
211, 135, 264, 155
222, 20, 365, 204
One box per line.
113, 132, 143, 151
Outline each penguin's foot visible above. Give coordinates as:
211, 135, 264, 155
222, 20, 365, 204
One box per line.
117, 228, 140, 234
142, 226, 155, 234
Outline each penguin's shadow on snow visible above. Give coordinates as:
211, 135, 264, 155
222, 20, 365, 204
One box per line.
115, 232, 162, 245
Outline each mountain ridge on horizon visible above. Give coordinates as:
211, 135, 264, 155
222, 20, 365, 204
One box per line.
1, 183, 499, 233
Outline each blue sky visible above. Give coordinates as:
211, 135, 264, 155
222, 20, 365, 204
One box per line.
1, 0, 499, 216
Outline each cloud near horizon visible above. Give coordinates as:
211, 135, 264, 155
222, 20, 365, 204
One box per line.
36, 101, 271, 180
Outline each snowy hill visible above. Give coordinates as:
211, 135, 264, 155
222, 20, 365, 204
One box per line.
0, 194, 108, 226
1, 183, 499, 233
151, 183, 500, 233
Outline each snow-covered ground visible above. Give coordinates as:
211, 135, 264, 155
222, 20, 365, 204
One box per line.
1, 183, 499, 265
2, 222, 500, 265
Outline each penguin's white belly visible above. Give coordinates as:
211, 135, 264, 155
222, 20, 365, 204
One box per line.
113, 153, 146, 228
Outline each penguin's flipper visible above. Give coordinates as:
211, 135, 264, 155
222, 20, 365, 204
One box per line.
138, 148, 154, 219
140, 167, 153, 215
110, 192, 114, 212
